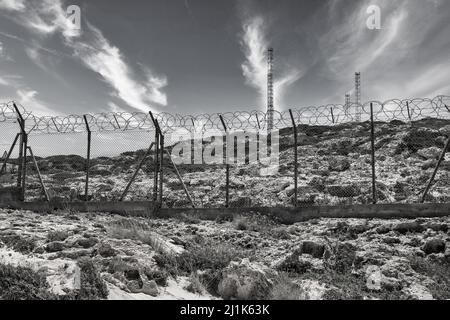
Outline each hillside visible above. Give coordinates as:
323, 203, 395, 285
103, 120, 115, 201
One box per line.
2, 118, 450, 207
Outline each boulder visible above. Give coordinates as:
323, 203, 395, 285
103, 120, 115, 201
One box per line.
422, 239, 446, 255
328, 157, 351, 172
97, 243, 117, 258
417, 147, 442, 160
393, 221, 425, 234
218, 259, 275, 300
76, 237, 98, 249
46, 241, 65, 253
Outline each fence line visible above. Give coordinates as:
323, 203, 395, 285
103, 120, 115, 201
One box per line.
1, 95, 450, 208
1, 96, 450, 135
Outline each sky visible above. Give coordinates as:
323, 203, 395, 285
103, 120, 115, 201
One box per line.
1, 0, 450, 118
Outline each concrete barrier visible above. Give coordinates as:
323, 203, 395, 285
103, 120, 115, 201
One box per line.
1, 201, 450, 224
0, 187, 21, 203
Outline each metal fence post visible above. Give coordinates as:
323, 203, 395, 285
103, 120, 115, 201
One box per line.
159, 131, 164, 207
370, 103, 377, 204
28, 146, 50, 202
330, 106, 335, 124
289, 109, 298, 207
406, 101, 412, 124
149, 112, 161, 205
83, 115, 91, 202
219, 115, 230, 208
13, 103, 27, 201
421, 134, 450, 203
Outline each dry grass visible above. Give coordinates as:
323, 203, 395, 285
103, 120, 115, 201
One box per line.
269, 274, 308, 300
106, 218, 165, 253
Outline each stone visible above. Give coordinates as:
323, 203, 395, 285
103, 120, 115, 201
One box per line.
218, 259, 275, 300
417, 147, 442, 160
327, 185, 361, 198
328, 157, 351, 172
76, 237, 98, 249
97, 243, 117, 258
141, 279, 159, 297
300, 241, 327, 259
393, 221, 425, 234
422, 239, 446, 255
46, 241, 65, 253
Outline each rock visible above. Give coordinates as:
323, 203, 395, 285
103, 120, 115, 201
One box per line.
327, 185, 361, 198
47, 230, 69, 242
417, 147, 441, 160
218, 259, 275, 300
299, 241, 327, 259
328, 157, 351, 172
393, 221, 425, 234
424, 223, 449, 232
400, 128, 441, 153
285, 185, 296, 197
124, 268, 141, 281
422, 239, 446, 255
33, 246, 45, 254
376, 225, 391, 234
365, 265, 402, 291
403, 284, 433, 300
90, 164, 112, 176
46, 241, 65, 253
382, 237, 401, 245
76, 237, 98, 249
141, 280, 159, 297
97, 243, 117, 258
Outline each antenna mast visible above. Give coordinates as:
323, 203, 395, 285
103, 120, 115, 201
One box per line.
355, 72, 361, 122
267, 48, 274, 132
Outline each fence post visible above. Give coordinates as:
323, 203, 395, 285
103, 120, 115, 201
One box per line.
28, 146, 50, 202
421, 134, 450, 203
406, 101, 412, 124
83, 115, 91, 202
370, 103, 377, 204
289, 109, 298, 207
219, 115, 230, 208
13, 103, 27, 201
330, 106, 335, 124
119, 143, 155, 201
149, 112, 162, 206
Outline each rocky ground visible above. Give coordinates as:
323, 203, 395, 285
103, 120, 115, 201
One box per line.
1, 208, 449, 300
2, 118, 449, 207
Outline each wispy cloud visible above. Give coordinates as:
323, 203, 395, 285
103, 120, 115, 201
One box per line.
318, 0, 450, 100
0, 0, 25, 11
1, 0, 168, 113
16, 89, 59, 116
239, 16, 302, 109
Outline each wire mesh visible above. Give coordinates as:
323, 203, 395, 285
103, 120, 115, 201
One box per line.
1, 95, 450, 207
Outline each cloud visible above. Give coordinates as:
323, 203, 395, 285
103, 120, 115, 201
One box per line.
0, 0, 25, 11
1, 0, 168, 113
239, 16, 302, 109
16, 89, 58, 116
70, 24, 168, 111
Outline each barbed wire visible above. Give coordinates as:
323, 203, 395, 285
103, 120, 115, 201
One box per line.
1, 96, 450, 135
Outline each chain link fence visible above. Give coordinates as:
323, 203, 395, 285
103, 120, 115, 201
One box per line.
1, 96, 450, 207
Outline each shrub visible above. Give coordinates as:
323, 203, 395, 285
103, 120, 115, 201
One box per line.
74, 258, 108, 300
409, 256, 450, 300
0, 233, 36, 254
0, 264, 60, 300
269, 274, 307, 300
